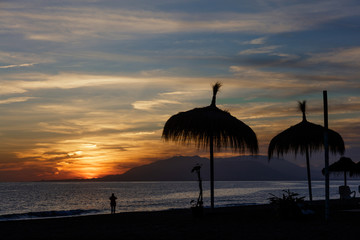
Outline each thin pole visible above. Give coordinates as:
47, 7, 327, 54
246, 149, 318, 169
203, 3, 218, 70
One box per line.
305, 147, 313, 202
323, 90, 330, 221
198, 171, 203, 205
210, 135, 214, 209
344, 171, 347, 186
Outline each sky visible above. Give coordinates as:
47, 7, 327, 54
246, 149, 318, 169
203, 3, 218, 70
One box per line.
0, 0, 359, 181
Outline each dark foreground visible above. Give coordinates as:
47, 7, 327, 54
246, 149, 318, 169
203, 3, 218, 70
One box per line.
1, 202, 360, 240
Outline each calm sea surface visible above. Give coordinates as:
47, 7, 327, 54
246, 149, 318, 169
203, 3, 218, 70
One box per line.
1, 180, 359, 221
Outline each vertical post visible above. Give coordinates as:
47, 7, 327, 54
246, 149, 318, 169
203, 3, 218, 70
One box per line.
344, 171, 347, 186
198, 171, 203, 205
210, 135, 214, 210
305, 147, 313, 201
323, 90, 330, 221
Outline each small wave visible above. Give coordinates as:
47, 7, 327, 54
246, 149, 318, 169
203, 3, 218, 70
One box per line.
0, 209, 101, 221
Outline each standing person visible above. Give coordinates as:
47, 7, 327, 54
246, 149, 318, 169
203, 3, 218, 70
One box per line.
109, 193, 117, 214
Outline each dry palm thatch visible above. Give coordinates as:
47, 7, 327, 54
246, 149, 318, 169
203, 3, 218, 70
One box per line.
162, 104, 258, 153
268, 101, 345, 201
322, 157, 356, 186
162, 82, 258, 208
351, 162, 360, 177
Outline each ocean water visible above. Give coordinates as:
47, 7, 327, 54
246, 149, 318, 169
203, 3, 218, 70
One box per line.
0, 180, 359, 221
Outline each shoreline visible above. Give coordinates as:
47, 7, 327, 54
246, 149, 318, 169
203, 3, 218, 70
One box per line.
0, 197, 354, 222
1, 202, 360, 240
0, 204, 259, 222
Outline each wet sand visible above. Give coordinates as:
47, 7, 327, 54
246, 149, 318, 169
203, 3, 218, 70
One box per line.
1, 203, 359, 240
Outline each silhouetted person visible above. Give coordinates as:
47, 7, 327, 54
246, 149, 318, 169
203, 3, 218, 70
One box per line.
109, 193, 117, 214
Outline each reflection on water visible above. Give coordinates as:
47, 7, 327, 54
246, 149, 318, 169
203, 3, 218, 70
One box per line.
0, 180, 359, 220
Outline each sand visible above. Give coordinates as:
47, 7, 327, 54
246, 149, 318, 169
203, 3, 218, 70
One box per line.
1, 203, 359, 240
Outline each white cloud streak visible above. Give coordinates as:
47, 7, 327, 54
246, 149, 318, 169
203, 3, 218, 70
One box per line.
0, 73, 152, 95
243, 37, 267, 45
132, 99, 181, 111
0, 97, 35, 104
238, 45, 280, 55
307, 47, 360, 67
0, 63, 36, 69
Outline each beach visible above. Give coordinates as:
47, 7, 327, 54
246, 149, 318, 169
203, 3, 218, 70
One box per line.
1, 203, 359, 240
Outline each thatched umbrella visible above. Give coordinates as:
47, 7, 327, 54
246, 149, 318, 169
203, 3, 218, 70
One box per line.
322, 157, 356, 186
268, 101, 345, 201
351, 161, 360, 178
162, 82, 258, 209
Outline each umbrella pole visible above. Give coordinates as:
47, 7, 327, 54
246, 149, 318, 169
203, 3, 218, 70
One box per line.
210, 135, 214, 210
344, 171, 347, 186
199, 174, 203, 205
305, 147, 313, 202
323, 90, 330, 221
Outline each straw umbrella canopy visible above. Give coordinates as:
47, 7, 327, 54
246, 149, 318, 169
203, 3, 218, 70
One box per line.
268, 101, 345, 201
162, 82, 258, 209
322, 157, 356, 186
351, 161, 360, 177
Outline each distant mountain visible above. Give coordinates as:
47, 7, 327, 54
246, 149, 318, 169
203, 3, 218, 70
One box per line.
99, 155, 323, 181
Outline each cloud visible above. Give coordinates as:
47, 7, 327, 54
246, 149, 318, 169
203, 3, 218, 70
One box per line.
159, 91, 194, 96
0, 97, 35, 104
237, 44, 300, 61
228, 65, 358, 97
243, 37, 267, 45
307, 47, 360, 67
0, 71, 220, 96
0, 51, 54, 65
0, 63, 36, 69
0, 73, 154, 95
72, 51, 154, 64
132, 99, 181, 111
238, 45, 280, 55
2, 1, 360, 44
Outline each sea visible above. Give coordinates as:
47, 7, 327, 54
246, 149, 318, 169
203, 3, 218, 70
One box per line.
0, 180, 359, 221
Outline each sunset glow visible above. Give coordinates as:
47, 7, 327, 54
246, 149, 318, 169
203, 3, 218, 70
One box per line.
0, 0, 359, 181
